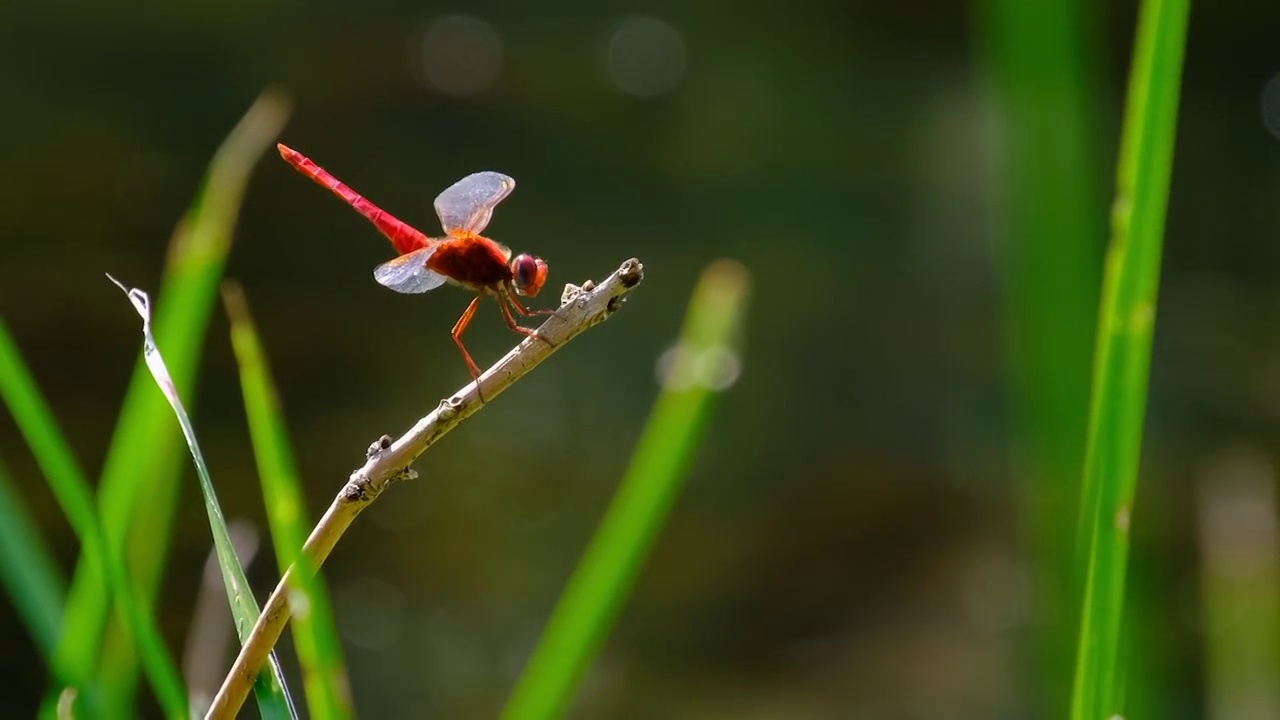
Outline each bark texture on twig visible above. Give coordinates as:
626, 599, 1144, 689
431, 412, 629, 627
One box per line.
205, 258, 644, 719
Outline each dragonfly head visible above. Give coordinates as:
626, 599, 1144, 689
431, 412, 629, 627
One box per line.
511, 253, 549, 297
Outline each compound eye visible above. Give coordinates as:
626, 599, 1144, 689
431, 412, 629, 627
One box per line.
514, 255, 538, 289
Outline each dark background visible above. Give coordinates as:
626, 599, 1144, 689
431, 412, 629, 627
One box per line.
3, 1, 1280, 717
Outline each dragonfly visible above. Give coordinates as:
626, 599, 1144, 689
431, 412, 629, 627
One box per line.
277, 143, 554, 382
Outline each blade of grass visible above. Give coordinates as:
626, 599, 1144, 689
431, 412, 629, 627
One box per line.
0, 452, 65, 659
501, 259, 750, 720
185, 521, 262, 717
1070, 1, 1190, 718
107, 276, 297, 719
0, 317, 187, 717
223, 282, 352, 720
976, 0, 1104, 714
54, 89, 291, 716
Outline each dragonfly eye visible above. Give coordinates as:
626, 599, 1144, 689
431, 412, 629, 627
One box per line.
512, 254, 548, 297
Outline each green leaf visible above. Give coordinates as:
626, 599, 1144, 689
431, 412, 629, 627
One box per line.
0, 317, 188, 718
224, 282, 352, 720
1070, 1, 1190, 719
502, 259, 751, 720
0, 452, 65, 660
107, 278, 297, 719
53, 89, 291, 716
976, 0, 1104, 713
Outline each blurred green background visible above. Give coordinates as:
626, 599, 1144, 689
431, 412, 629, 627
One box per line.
2, 0, 1279, 717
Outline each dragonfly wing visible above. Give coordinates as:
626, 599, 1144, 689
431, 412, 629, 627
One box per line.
373, 247, 450, 294
434, 171, 515, 235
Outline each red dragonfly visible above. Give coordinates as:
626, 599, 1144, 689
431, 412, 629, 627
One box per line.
277, 143, 553, 381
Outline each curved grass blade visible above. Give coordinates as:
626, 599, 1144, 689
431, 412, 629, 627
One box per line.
224, 282, 352, 720
502, 259, 751, 720
54, 89, 291, 716
0, 317, 187, 717
107, 277, 296, 720
0, 452, 65, 659
1070, 1, 1191, 718
184, 520, 263, 717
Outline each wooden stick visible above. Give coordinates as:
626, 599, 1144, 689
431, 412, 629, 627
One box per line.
205, 258, 645, 719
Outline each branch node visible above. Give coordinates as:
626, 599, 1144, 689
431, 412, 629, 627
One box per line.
341, 475, 370, 503
618, 257, 644, 287
366, 434, 394, 458
437, 396, 462, 417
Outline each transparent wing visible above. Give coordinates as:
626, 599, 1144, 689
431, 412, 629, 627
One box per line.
373, 247, 449, 294
434, 171, 515, 235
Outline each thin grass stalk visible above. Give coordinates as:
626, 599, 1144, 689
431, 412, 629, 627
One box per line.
0, 453, 65, 660
224, 282, 352, 719
976, 0, 1105, 712
1070, 1, 1190, 718
108, 277, 296, 719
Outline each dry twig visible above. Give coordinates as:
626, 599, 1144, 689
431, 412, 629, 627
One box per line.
205, 258, 644, 719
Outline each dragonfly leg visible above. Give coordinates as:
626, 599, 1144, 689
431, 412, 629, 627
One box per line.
453, 296, 485, 383
496, 295, 538, 339
507, 290, 556, 317
498, 295, 558, 350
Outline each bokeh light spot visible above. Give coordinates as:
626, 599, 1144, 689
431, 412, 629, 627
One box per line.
420, 14, 504, 96
606, 16, 686, 98
656, 344, 742, 391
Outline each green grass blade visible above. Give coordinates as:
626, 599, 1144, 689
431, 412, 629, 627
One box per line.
184, 520, 263, 715
224, 282, 352, 720
502, 259, 751, 720
1070, 1, 1190, 718
0, 452, 65, 659
54, 89, 290, 715
976, 0, 1104, 713
0, 317, 188, 718
107, 278, 297, 719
